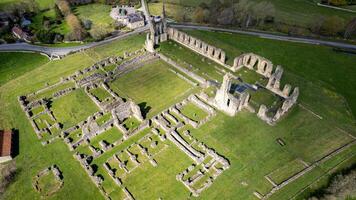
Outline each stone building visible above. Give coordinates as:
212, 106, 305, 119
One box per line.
214, 74, 250, 116
0, 130, 13, 163
143, 0, 168, 52
110, 6, 144, 29
126, 13, 145, 29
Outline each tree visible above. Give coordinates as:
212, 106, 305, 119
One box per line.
193, 7, 210, 24
36, 29, 55, 43
65, 14, 86, 41
328, 0, 348, 6
310, 16, 326, 35
344, 18, 356, 39
54, 4, 64, 22
56, 0, 71, 16
320, 16, 345, 36
89, 24, 110, 40
217, 7, 234, 25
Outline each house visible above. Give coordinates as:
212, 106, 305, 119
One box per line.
0, 130, 13, 163
110, 6, 144, 29
12, 26, 31, 42
126, 13, 144, 29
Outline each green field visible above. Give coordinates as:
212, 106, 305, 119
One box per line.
51, 89, 99, 129
75, 4, 115, 36
159, 41, 224, 82
0, 0, 55, 10
0, 52, 48, 86
109, 59, 195, 118
0, 27, 356, 200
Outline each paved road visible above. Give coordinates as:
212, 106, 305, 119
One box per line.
170, 23, 356, 51
1, 23, 356, 58
0, 26, 148, 57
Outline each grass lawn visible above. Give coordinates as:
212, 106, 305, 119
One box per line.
187, 107, 354, 199
28, 81, 75, 101
37, 171, 62, 196
108, 59, 195, 118
159, 41, 224, 82
90, 87, 112, 102
269, 159, 307, 184
123, 145, 192, 199
96, 113, 112, 126
0, 0, 55, 10
180, 102, 208, 122
75, 4, 115, 34
0, 52, 48, 86
90, 127, 123, 148
123, 117, 140, 131
236, 67, 268, 86
51, 89, 99, 129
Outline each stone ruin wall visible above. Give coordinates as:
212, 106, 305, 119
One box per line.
167, 28, 227, 67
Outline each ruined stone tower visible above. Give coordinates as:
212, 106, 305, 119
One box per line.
214, 74, 250, 116
143, 0, 168, 52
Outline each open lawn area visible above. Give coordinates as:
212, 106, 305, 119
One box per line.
188, 108, 354, 199
0, 52, 48, 86
0, 0, 55, 10
109, 59, 196, 118
159, 41, 224, 82
75, 4, 115, 36
51, 89, 99, 129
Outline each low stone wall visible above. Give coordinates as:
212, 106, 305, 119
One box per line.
158, 53, 207, 86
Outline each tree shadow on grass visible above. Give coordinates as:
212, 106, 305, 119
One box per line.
138, 102, 151, 119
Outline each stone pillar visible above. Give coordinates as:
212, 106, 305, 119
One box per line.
189, 37, 196, 47
282, 84, 291, 97
195, 40, 201, 50
257, 104, 267, 118
184, 34, 190, 44
220, 51, 226, 64
208, 45, 214, 57
201, 42, 208, 54
265, 64, 273, 78
145, 33, 154, 53
214, 49, 221, 59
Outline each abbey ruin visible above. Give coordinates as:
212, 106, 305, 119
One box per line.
17, 1, 301, 199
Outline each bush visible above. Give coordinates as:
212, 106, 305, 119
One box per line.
65, 14, 86, 41
89, 24, 110, 40
320, 16, 345, 36
36, 29, 55, 43
56, 0, 71, 16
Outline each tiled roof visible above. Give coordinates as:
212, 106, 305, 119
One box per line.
0, 130, 12, 157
